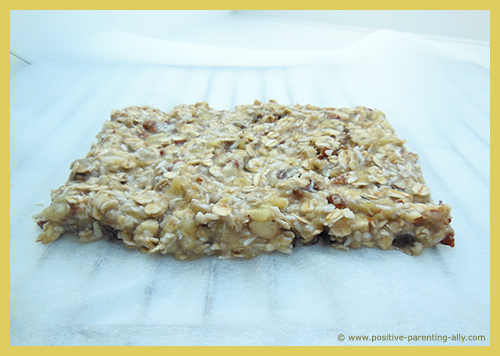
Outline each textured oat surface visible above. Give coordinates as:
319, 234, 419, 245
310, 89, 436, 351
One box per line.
34, 100, 454, 259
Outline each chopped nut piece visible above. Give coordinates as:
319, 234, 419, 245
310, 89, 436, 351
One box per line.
249, 220, 279, 240
268, 196, 289, 209
249, 207, 273, 222
440, 233, 455, 247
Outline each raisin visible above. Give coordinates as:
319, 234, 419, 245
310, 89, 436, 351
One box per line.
102, 224, 119, 240
301, 235, 319, 246
392, 234, 416, 248
292, 187, 311, 199
277, 170, 287, 179
142, 120, 158, 133
75, 172, 89, 181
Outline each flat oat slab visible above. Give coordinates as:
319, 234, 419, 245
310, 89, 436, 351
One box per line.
35, 100, 454, 260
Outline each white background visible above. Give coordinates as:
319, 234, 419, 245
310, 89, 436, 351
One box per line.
11, 10, 490, 75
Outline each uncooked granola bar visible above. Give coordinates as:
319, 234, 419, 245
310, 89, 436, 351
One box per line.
34, 100, 454, 260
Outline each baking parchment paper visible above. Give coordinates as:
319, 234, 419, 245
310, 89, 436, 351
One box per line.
10, 30, 489, 346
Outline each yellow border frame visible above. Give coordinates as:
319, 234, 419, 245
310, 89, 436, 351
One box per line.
7, 3, 492, 351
